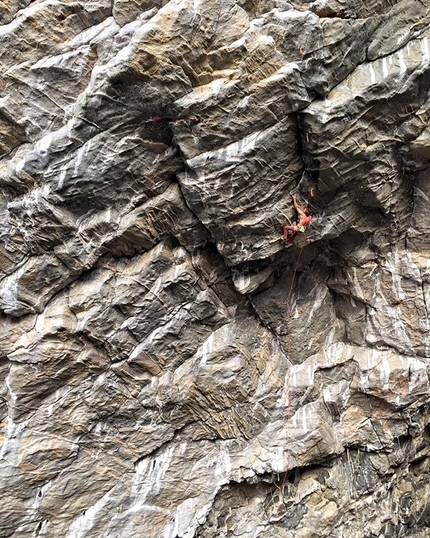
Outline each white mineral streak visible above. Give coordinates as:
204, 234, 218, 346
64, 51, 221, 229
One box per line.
320, 98, 333, 124
0, 276, 19, 312
305, 286, 326, 324
187, 130, 261, 168
301, 406, 308, 434
67, 494, 114, 538
324, 343, 354, 367
36, 520, 50, 536
0, 262, 27, 312
130, 446, 175, 511
76, 313, 90, 332
1, 1, 430, 537
402, 250, 421, 280
32, 481, 52, 511
163, 495, 214, 538
323, 387, 333, 404
382, 57, 389, 78
237, 95, 250, 109
35, 309, 46, 335
34, 132, 53, 156
215, 445, 232, 477
408, 357, 427, 392
385, 305, 414, 351
369, 64, 376, 85
0, 417, 27, 460
379, 359, 391, 391
276, 368, 291, 408
292, 405, 311, 435
200, 331, 214, 366
385, 249, 407, 301
57, 166, 67, 190
211, 79, 222, 96
72, 141, 91, 177
421, 36, 430, 65
352, 267, 366, 300
5, 374, 17, 404
234, 273, 252, 294
398, 49, 407, 73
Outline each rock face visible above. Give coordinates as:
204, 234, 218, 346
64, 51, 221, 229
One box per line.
0, 1, 429, 537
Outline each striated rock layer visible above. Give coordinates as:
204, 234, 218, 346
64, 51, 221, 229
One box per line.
0, 1, 429, 537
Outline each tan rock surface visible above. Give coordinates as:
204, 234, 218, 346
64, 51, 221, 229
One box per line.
0, 1, 429, 537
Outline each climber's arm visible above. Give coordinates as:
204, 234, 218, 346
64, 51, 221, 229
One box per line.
292, 195, 306, 218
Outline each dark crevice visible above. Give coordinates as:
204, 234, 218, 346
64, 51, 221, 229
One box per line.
247, 293, 289, 359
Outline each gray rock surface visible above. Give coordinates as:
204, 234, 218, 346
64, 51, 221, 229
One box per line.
0, 0, 429, 537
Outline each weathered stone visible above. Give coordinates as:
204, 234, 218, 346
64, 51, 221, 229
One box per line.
0, 0, 429, 537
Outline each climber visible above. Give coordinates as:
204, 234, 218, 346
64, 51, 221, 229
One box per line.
282, 195, 313, 245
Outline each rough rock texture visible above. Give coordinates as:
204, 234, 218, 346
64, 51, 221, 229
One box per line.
0, 1, 430, 537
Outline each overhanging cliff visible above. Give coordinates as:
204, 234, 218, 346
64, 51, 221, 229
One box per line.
0, 1, 429, 537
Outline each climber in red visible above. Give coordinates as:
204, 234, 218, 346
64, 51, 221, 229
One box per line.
283, 195, 312, 245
